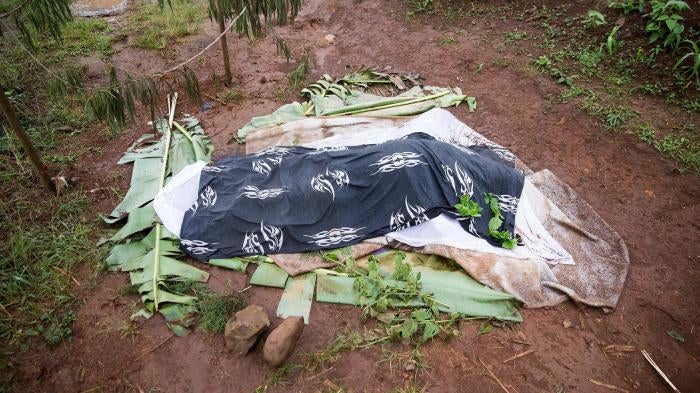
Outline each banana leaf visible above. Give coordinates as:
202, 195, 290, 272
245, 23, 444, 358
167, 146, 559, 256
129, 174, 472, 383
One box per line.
104, 109, 213, 333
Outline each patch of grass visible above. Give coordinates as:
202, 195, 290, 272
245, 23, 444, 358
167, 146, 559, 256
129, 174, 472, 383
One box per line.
198, 292, 245, 333
0, 192, 102, 349
127, 0, 207, 50
44, 18, 114, 59
577, 47, 603, 76
167, 281, 245, 333
654, 131, 700, 172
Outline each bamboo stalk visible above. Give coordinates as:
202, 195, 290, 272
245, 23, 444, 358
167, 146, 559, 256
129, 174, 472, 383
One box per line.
0, 86, 55, 193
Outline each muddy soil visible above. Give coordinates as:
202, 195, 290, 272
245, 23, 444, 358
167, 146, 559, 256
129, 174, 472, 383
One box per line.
9, 0, 700, 392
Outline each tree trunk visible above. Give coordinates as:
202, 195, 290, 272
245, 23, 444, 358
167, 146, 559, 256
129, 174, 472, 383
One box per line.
215, 0, 233, 85
0, 88, 55, 193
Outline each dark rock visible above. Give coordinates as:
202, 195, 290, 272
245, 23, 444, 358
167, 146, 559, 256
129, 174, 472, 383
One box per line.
262, 316, 304, 366
224, 305, 270, 356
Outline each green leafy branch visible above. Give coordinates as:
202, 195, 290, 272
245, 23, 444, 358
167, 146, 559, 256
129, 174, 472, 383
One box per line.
321, 251, 461, 347
484, 193, 518, 249
454, 194, 482, 218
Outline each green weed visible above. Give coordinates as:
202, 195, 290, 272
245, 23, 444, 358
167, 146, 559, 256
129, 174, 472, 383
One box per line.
645, 0, 689, 52
585, 10, 607, 27
288, 55, 311, 91
654, 131, 700, 171
638, 123, 657, 144
407, 0, 433, 17
504, 30, 528, 43
437, 36, 458, 45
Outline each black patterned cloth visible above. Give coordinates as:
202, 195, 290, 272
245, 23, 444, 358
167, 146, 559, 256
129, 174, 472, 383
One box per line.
179, 133, 524, 260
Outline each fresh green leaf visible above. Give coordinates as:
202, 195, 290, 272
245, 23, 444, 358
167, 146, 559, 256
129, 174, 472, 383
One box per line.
476, 321, 494, 336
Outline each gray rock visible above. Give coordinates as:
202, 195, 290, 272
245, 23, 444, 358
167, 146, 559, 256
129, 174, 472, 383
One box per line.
224, 305, 270, 356
263, 316, 304, 367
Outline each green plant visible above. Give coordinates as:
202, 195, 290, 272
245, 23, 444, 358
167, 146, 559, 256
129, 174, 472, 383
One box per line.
288, 55, 311, 91
585, 10, 607, 27
654, 131, 700, 171
40, 311, 76, 346
608, 0, 646, 15
638, 123, 657, 143
645, 0, 689, 52
484, 193, 517, 249
605, 25, 622, 55
673, 40, 700, 86
455, 194, 482, 218
578, 47, 604, 76
407, 0, 433, 16
504, 30, 528, 43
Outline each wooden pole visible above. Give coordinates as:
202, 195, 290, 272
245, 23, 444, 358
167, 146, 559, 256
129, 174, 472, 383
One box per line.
215, 0, 233, 85
0, 88, 55, 193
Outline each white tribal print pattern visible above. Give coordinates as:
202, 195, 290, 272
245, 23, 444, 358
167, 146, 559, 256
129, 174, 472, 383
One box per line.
495, 194, 519, 214
390, 197, 429, 231
305, 227, 365, 247
441, 161, 474, 197
369, 152, 427, 175
200, 186, 217, 208
239, 185, 288, 199
180, 239, 217, 255
242, 221, 284, 253
310, 168, 349, 200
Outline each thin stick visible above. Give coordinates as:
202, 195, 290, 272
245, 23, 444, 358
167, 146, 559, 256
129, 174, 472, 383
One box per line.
502, 349, 535, 364
588, 379, 629, 393
134, 335, 173, 361
641, 350, 680, 393
307, 366, 334, 381
325, 90, 451, 117
52, 266, 80, 286
479, 358, 510, 393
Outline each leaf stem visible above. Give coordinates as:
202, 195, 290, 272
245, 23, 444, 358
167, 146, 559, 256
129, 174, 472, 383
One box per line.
153, 93, 178, 310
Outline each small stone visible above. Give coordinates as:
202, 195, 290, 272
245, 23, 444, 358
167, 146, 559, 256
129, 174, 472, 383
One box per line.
324, 34, 336, 45
260, 76, 267, 84
225, 305, 270, 356
262, 316, 304, 367
76, 56, 106, 79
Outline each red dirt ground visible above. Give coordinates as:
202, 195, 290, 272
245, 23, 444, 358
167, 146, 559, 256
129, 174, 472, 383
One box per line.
9, 0, 700, 392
